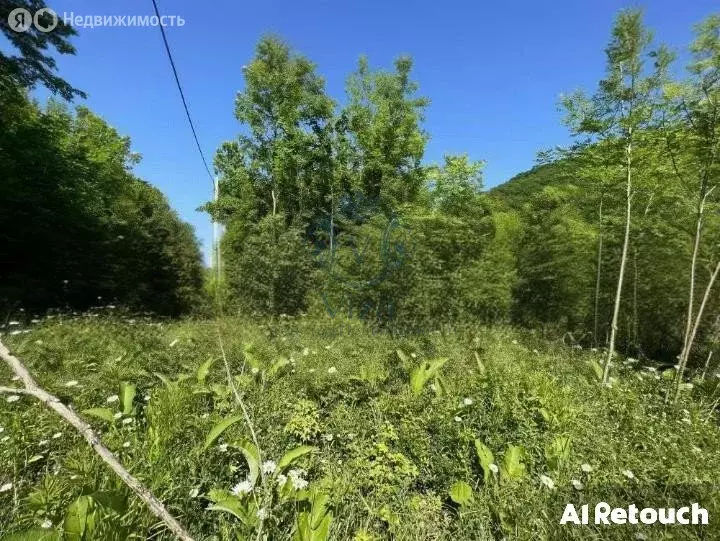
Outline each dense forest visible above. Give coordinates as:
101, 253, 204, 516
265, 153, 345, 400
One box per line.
208, 13, 720, 379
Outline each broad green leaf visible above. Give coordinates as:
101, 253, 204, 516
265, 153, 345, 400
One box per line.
544, 435, 572, 470
269, 357, 290, 377
206, 490, 254, 526
278, 445, 316, 470
119, 381, 136, 415
233, 440, 260, 485
83, 408, 115, 423
474, 439, 495, 483
449, 480, 473, 506
63, 495, 95, 541
196, 357, 216, 385
501, 445, 526, 481
203, 415, 243, 451
242, 343, 260, 370
410, 358, 448, 396
474, 351, 486, 376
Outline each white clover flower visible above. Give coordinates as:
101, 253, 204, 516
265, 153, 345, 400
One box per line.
113, 412, 122, 420
262, 460, 277, 475
40, 519, 52, 529
302, 347, 309, 356
489, 463, 499, 475
276, 474, 287, 487
218, 444, 228, 452
6, 395, 20, 403
256, 508, 269, 520
106, 395, 119, 403
323, 433, 334, 442
65, 380, 78, 387
122, 417, 133, 425
453, 416, 462, 422
122, 442, 131, 448
463, 398, 473, 406
410, 353, 417, 359
581, 463, 592, 473
231, 479, 253, 495
540, 475, 556, 490
189, 487, 200, 498
52, 432, 62, 439
251, 367, 260, 375
571, 479, 584, 490
0, 482, 12, 492
143, 395, 151, 402
169, 339, 179, 348
327, 366, 337, 374
622, 469, 635, 480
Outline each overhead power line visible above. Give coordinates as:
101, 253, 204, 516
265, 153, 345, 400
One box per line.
150, 0, 214, 188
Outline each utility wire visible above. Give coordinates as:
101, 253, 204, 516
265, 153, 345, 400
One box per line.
150, 0, 214, 188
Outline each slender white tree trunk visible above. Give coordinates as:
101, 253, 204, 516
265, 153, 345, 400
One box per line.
603, 140, 633, 384
594, 197, 604, 347
673, 258, 720, 401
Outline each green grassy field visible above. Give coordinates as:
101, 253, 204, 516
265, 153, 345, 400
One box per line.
1, 313, 719, 540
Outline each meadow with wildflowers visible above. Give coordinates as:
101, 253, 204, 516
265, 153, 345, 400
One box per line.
2, 312, 720, 540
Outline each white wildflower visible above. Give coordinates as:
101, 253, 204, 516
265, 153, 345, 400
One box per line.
288, 469, 308, 490
218, 444, 228, 452
0, 483, 12, 492
122, 417, 133, 425
39, 440, 49, 446
251, 367, 260, 375
8, 321, 19, 326
0, 427, 3, 433
40, 519, 52, 529
429, 383, 437, 392
276, 474, 287, 487
462, 398, 473, 406
327, 366, 337, 374
256, 508, 269, 520
622, 469, 635, 480
453, 416, 462, 422
410, 353, 417, 359
539, 474, 556, 490
512, 339, 518, 345
571, 479, 584, 490
581, 463, 592, 473
302, 347, 309, 356
231, 479, 253, 495
323, 433, 334, 442
262, 460, 277, 475
189, 487, 200, 498
489, 463, 499, 475
65, 380, 78, 387
106, 395, 119, 403
52, 432, 62, 439
122, 441, 131, 448
113, 412, 122, 420
6, 395, 20, 403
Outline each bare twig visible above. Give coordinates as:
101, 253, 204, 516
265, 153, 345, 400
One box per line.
0, 340, 196, 541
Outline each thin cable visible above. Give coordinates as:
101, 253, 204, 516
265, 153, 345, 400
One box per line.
150, 0, 214, 187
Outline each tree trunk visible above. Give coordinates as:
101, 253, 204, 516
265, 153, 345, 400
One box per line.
603, 140, 633, 384
594, 197, 604, 347
673, 259, 720, 401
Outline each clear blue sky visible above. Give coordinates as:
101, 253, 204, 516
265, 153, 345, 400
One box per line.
25, 0, 720, 262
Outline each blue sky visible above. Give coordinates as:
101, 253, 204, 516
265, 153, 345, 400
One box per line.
19, 0, 720, 262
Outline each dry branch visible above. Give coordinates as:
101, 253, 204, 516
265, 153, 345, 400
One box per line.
0, 340, 196, 541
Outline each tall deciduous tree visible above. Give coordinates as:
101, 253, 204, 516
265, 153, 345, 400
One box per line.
562, 9, 670, 383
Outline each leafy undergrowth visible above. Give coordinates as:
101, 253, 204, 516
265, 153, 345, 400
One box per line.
1, 314, 720, 540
